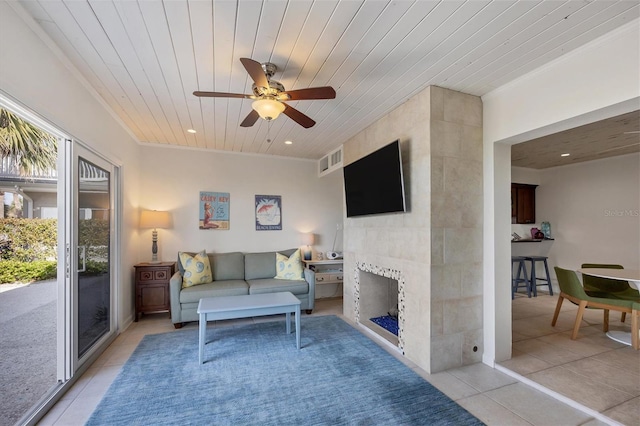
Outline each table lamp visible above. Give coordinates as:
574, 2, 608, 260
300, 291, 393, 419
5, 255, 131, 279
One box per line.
301, 233, 314, 261
140, 210, 172, 263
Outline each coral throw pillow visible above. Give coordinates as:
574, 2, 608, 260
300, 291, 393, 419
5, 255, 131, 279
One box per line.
274, 249, 304, 280
179, 250, 212, 288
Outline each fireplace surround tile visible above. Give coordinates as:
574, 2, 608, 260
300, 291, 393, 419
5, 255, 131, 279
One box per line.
343, 85, 482, 374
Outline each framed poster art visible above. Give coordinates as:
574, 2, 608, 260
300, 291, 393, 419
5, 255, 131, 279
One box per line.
255, 195, 282, 231
199, 192, 230, 230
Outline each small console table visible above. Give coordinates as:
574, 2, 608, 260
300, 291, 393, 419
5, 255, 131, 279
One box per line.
134, 262, 176, 321
303, 259, 344, 287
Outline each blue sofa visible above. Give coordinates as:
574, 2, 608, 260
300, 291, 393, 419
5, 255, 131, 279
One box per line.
169, 249, 315, 328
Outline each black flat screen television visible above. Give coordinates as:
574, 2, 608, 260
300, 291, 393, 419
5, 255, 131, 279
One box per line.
343, 140, 406, 218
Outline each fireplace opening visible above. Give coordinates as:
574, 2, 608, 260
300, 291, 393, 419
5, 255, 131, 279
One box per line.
358, 270, 399, 346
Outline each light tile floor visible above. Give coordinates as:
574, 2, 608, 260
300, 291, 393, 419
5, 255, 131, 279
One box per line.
38, 297, 632, 425
500, 292, 639, 426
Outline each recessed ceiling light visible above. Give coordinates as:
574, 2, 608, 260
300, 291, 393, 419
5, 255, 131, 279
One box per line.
561, 153, 570, 157
285, 140, 293, 145
187, 129, 196, 134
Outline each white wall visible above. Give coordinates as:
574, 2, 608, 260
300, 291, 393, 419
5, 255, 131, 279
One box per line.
0, 2, 142, 325
137, 145, 344, 296
538, 153, 640, 271
482, 19, 640, 363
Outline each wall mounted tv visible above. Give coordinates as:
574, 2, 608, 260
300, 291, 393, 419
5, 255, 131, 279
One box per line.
343, 140, 406, 218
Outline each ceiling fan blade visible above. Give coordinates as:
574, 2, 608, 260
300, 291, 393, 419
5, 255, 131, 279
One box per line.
240, 58, 269, 89
283, 104, 316, 128
193, 91, 250, 99
240, 109, 260, 127
281, 86, 336, 101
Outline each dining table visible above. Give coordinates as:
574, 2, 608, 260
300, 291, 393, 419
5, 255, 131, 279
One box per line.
578, 268, 640, 346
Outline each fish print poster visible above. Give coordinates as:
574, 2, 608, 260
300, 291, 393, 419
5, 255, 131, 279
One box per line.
255, 195, 282, 230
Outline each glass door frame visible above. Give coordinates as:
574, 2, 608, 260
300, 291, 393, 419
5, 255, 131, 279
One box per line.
0, 93, 122, 425
67, 140, 120, 372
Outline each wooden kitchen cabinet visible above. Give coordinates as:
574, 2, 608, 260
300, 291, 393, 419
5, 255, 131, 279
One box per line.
511, 183, 537, 224
134, 262, 176, 321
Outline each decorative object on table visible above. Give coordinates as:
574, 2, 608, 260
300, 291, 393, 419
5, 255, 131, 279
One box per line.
140, 210, 172, 263
511, 232, 521, 241
530, 227, 544, 239
316, 251, 324, 260
199, 192, 229, 230
540, 221, 552, 239
300, 232, 314, 260
255, 195, 282, 230
326, 223, 343, 259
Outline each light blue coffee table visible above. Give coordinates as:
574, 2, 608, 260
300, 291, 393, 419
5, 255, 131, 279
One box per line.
197, 292, 301, 364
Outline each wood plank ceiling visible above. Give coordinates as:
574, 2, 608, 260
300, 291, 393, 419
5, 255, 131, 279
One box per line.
13, 0, 640, 161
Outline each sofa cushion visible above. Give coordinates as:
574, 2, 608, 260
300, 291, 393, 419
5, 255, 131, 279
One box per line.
244, 248, 297, 280
275, 249, 304, 280
179, 250, 213, 288
211, 252, 245, 281
179, 280, 249, 304
176, 251, 196, 275
247, 278, 308, 296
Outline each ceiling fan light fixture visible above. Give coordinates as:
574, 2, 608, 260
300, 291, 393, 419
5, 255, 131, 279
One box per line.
252, 99, 285, 121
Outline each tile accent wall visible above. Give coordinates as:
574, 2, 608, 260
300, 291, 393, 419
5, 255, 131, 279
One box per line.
342, 86, 483, 373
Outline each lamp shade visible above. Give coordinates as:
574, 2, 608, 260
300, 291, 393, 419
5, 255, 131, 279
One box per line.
140, 210, 172, 229
252, 99, 285, 120
301, 232, 314, 246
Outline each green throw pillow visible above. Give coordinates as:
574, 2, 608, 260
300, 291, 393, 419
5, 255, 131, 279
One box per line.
180, 250, 212, 288
274, 249, 304, 280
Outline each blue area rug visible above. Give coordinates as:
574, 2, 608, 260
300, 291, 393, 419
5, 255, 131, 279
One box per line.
370, 315, 399, 336
86, 316, 483, 425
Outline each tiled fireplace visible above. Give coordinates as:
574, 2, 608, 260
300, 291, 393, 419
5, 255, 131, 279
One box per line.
342, 86, 483, 374
354, 263, 405, 351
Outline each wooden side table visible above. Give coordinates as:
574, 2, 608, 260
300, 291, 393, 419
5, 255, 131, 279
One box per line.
134, 262, 176, 321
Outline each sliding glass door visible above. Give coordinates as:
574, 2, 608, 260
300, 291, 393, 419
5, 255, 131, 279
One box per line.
70, 144, 116, 366
0, 96, 119, 424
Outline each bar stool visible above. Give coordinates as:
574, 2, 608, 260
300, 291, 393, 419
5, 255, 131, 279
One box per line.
511, 256, 531, 299
524, 256, 553, 296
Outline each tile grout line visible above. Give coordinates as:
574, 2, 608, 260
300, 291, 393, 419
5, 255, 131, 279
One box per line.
494, 363, 624, 426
